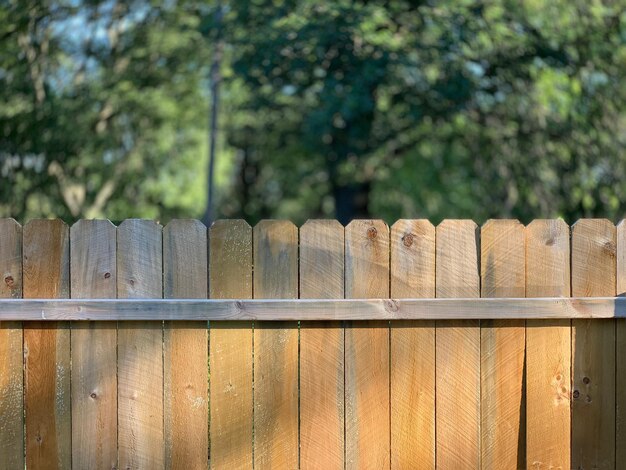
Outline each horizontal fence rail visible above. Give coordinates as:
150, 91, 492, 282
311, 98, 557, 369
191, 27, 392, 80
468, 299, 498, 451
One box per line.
1, 217, 626, 469
1, 297, 625, 320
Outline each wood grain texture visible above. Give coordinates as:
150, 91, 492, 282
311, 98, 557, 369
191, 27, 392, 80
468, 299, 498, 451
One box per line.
163, 220, 208, 470
571, 219, 616, 470
23, 219, 71, 469
435, 219, 480, 470
616, 220, 626, 469
0, 219, 23, 469
70, 220, 117, 469
525, 220, 571, 470
345, 219, 390, 470
253, 220, 299, 469
117, 219, 164, 469
390, 220, 435, 470
479, 220, 525, 470
209, 220, 253, 469
299, 220, 344, 470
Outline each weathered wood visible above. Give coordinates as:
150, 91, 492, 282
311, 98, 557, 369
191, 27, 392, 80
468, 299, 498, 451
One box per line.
390, 219, 435, 470
117, 219, 164, 469
571, 219, 616, 470
345, 219, 390, 470
163, 220, 208, 469
253, 220, 299, 469
435, 219, 480, 470
480, 220, 525, 470
617, 220, 626, 469
70, 219, 117, 469
0, 296, 625, 320
299, 220, 344, 470
0, 219, 23, 469
525, 219, 571, 470
209, 219, 253, 469
23, 219, 71, 469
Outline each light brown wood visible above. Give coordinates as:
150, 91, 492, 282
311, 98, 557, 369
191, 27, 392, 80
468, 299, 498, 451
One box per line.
435, 219, 480, 470
345, 219, 390, 470
299, 220, 344, 470
117, 219, 164, 469
253, 220, 299, 469
163, 220, 208, 469
23, 219, 71, 469
0, 219, 23, 469
525, 219, 571, 470
571, 219, 616, 470
616, 220, 626, 469
480, 220, 525, 470
70, 220, 117, 469
209, 219, 253, 469
390, 219, 435, 470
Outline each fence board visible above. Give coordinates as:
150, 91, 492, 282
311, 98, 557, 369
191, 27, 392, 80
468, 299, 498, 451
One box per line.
0, 219, 23, 469
480, 220, 525, 470
345, 219, 390, 470
617, 220, 626, 469
390, 219, 435, 470
299, 220, 344, 470
571, 219, 616, 470
117, 219, 164, 469
209, 220, 253, 469
70, 220, 117, 469
253, 220, 299, 469
23, 219, 71, 469
163, 220, 208, 469
435, 219, 480, 470
525, 219, 571, 470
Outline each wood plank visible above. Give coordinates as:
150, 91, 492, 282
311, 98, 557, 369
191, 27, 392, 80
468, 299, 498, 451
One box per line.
209, 219, 253, 469
525, 219, 571, 470
390, 219, 435, 470
616, 220, 626, 469
435, 219, 480, 470
70, 220, 117, 469
345, 219, 390, 470
0, 297, 625, 321
117, 219, 164, 469
0, 219, 23, 469
253, 220, 299, 469
571, 219, 616, 470
23, 219, 71, 469
479, 220, 525, 470
299, 220, 344, 470
163, 220, 208, 469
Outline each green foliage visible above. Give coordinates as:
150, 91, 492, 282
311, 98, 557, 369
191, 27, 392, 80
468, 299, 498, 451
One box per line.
2, 0, 626, 224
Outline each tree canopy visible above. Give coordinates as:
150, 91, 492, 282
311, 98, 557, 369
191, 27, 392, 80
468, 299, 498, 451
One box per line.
2, 0, 626, 224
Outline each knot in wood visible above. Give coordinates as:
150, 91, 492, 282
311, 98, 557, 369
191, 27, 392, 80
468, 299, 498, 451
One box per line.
402, 233, 414, 247
104, 272, 111, 279
4, 275, 14, 288
573, 390, 580, 399
366, 227, 378, 240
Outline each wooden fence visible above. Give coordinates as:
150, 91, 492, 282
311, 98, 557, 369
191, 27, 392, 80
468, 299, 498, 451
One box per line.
0, 217, 625, 469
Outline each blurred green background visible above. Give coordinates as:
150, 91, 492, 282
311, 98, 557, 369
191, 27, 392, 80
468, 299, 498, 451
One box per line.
2, 0, 626, 225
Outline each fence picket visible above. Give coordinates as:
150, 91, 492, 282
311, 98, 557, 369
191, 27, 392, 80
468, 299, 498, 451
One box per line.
435, 219, 480, 470
390, 220, 435, 469
117, 219, 164, 469
345, 220, 390, 470
163, 220, 208, 469
480, 220, 525, 469
525, 219, 571, 469
616, 220, 626, 469
0, 219, 23, 469
299, 220, 345, 469
70, 220, 117, 469
23, 219, 71, 469
209, 220, 253, 469
571, 219, 616, 469
253, 220, 299, 469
